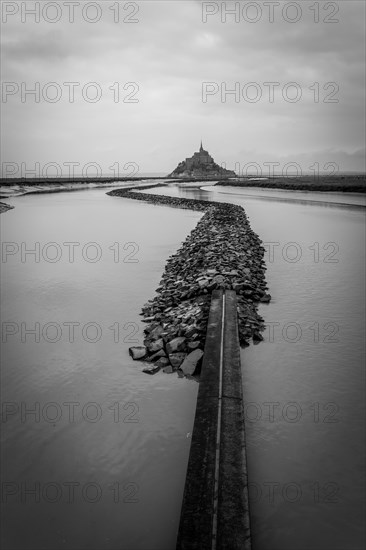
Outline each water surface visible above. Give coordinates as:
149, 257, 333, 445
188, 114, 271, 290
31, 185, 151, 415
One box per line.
1, 185, 365, 550
1, 189, 202, 550
143, 183, 365, 550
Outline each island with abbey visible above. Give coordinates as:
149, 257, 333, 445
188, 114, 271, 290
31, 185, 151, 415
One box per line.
168, 142, 236, 179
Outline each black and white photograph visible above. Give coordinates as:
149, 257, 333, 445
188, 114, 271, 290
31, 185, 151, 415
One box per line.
0, 1, 365, 549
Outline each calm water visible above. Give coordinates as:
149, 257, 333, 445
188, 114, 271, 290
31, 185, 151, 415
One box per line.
1, 189, 202, 550
1, 185, 365, 550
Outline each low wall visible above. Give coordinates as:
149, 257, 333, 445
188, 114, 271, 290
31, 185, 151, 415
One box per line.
177, 290, 251, 550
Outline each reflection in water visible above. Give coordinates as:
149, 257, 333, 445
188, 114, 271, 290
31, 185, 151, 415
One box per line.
162, 183, 215, 202
145, 183, 366, 210
215, 189, 366, 210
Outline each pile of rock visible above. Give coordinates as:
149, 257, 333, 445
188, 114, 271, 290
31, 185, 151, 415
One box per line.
108, 186, 209, 212
108, 187, 270, 377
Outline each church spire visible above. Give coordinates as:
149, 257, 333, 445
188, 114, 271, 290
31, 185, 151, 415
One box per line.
200, 140, 203, 152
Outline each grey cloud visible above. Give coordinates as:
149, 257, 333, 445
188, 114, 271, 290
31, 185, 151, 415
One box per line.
1, 0, 364, 173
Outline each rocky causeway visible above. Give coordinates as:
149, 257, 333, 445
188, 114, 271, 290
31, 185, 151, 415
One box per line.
108, 186, 270, 378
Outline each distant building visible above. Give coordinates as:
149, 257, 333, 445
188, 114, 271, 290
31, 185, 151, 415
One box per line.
168, 142, 236, 179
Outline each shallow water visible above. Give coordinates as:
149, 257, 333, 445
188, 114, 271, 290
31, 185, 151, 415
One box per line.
1, 185, 365, 550
1, 189, 202, 550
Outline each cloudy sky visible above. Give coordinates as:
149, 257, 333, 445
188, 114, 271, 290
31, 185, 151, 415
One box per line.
1, 0, 365, 176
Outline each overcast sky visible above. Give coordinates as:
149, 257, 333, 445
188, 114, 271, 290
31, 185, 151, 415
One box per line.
1, 0, 365, 176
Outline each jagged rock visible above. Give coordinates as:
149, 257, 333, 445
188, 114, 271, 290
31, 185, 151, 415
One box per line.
148, 349, 167, 361
184, 326, 199, 338
207, 281, 217, 292
232, 282, 244, 292
213, 275, 225, 285
142, 365, 160, 375
129, 346, 147, 360
169, 352, 187, 368
141, 316, 156, 323
166, 337, 186, 354
155, 357, 170, 368
180, 349, 204, 376
147, 338, 164, 352
187, 341, 200, 350
163, 366, 174, 374
150, 325, 164, 340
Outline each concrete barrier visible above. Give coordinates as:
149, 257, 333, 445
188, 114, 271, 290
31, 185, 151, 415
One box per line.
176, 290, 251, 550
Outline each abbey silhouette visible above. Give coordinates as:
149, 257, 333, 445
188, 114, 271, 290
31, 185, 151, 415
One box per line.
168, 142, 236, 179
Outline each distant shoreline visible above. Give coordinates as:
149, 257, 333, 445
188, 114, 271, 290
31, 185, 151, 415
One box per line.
0, 176, 165, 186
0, 175, 365, 209
214, 175, 365, 193
0, 179, 170, 201
0, 179, 170, 212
